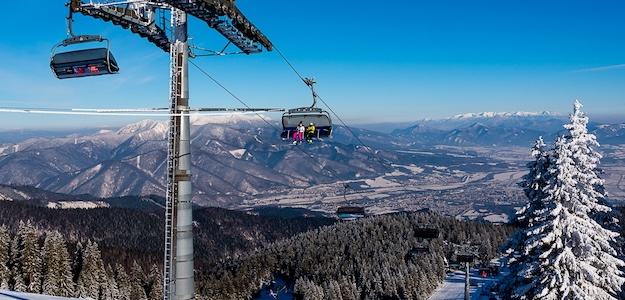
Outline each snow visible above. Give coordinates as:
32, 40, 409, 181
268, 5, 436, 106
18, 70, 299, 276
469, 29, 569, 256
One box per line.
190, 113, 271, 125
364, 176, 398, 188
482, 213, 509, 224
450, 111, 560, 120
492, 171, 525, 181
116, 119, 168, 136
230, 149, 246, 159
12, 189, 30, 200
95, 129, 114, 135
0, 290, 92, 299
428, 263, 508, 300
500, 100, 625, 299
391, 163, 424, 174
46, 201, 109, 209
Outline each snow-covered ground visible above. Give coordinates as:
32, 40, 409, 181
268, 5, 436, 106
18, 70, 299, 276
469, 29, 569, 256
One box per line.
0, 290, 89, 299
428, 264, 507, 300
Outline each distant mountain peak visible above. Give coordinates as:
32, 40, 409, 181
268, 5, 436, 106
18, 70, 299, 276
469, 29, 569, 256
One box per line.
190, 114, 272, 126
117, 119, 168, 135
450, 111, 561, 120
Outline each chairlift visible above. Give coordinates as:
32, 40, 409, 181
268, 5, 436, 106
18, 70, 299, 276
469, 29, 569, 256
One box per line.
336, 206, 366, 220
281, 78, 332, 139
336, 184, 365, 220
456, 253, 474, 263
414, 223, 439, 239
410, 245, 429, 255
50, 6, 119, 79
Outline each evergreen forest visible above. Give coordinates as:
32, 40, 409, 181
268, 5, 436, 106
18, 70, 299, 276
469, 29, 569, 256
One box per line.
0, 199, 516, 299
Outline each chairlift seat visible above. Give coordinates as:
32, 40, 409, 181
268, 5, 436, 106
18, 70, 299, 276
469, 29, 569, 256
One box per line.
281, 107, 332, 139
410, 246, 429, 255
414, 224, 439, 239
336, 206, 365, 220
51, 48, 119, 79
456, 254, 474, 262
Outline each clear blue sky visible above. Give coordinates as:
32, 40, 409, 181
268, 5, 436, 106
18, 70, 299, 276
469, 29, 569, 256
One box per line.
0, 0, 624, 130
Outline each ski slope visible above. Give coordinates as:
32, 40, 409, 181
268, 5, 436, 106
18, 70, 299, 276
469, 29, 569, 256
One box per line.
428, 264, 507, 300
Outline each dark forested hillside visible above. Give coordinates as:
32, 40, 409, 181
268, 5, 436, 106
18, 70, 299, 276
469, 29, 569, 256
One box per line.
0, 200, 517, 299
0, 201, 335, 270
0, 200, 336, 298
196, 212, 516, 300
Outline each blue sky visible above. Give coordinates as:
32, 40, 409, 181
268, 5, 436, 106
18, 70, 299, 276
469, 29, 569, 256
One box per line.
0, 0, 624, 130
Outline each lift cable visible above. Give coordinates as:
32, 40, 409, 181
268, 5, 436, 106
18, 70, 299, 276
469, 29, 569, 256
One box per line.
188, 59, 350, 186
189, 59, 281, 132
272, 46, 412, 194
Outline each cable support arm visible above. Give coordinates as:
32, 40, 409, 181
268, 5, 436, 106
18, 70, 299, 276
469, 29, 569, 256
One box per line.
70, 0, 171, 52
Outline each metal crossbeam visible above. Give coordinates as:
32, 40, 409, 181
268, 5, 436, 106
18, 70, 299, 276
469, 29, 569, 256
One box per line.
70, 0, 171, 52
70, 0, 273, 54
165, 0, 272, 53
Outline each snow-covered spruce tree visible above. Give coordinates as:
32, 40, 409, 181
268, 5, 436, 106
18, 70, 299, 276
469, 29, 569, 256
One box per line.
502, 100, 625, 300
130, 260, 148, 300
115, 263, 132, 300
517, 136, 552, 227
499, 136, 556, 298
0, 225, 10, 290
16, 220, 43, 294
41, 231, 74, 297
147, 264, 163, 300
74, 240, 107, 299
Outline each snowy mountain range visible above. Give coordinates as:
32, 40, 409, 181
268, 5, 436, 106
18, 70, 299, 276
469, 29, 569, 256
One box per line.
0, 112, 623, 208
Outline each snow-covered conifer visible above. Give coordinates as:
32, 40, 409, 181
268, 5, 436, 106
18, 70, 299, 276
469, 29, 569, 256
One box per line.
516, 136, 551, 226
500, 136, 557, 296
115, 263, 132, 299
75, 240, 106, 299
17, 220, 42, 294
41, 231, 74, 297
130, 260, 148, 300
501, 100, 625, 300
0, 225, 10, 290
147, 264, 162, 300
101, 265, 120, 300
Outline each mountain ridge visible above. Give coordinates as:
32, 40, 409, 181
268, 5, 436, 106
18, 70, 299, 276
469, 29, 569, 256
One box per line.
1, 112, 623, 210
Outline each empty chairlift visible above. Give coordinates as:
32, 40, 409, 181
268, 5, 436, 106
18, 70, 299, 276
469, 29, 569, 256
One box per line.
456, 253, 475, 263
414, 223, 439, 239
408, 244, 430, 256
335, 184, 365, 220
336, 206, 366, 220
50, 8, 119, 79
408, 223, 439, 256
281, 78, 332, 139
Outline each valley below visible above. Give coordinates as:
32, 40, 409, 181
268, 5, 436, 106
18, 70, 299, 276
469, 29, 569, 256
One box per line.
239, 145, 625, 223
1, 114, 624, 224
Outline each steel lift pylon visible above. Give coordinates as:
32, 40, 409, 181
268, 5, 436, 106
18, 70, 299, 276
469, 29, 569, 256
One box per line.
66, 1, 273, 299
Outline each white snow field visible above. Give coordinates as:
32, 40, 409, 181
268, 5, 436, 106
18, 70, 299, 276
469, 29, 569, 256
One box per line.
428, 264, 507, 300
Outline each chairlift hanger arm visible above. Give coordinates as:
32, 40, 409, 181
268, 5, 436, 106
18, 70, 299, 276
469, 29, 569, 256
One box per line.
304, 77, 318, 108
61, 3, 106, 45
